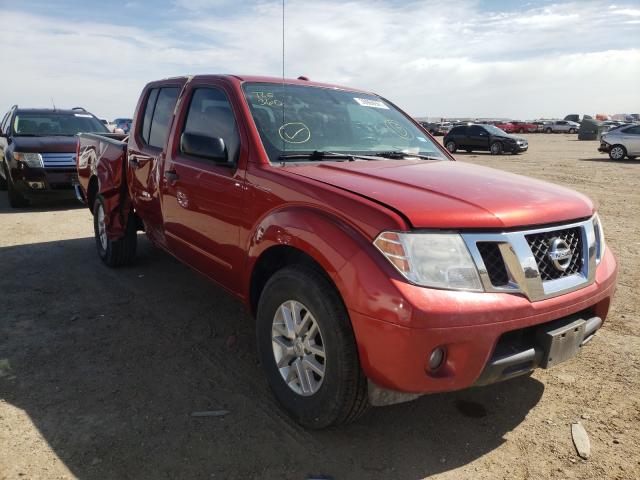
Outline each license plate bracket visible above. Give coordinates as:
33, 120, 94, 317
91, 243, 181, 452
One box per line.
537, 318, 586, 368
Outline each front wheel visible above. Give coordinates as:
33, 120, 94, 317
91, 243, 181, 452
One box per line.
490, 142, 503, 155
609, 145, 626, 161
256, 264, 368, 429
545, 127, 552, 133
93, 195, 137, 267
445, 141, 457, 153
569, 128, 577, 133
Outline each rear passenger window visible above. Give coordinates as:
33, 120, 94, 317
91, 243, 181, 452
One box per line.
451, 126, 467, 135
141, 88, 159, 143
469, 126, 485, 135
181, 88, 240, 164
147, 87, 179, 149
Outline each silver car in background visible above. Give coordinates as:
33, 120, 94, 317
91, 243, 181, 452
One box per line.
599, 124, 640, 160
544, 120, 580, 133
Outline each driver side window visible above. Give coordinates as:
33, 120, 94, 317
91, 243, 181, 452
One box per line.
182, 88, 240, 165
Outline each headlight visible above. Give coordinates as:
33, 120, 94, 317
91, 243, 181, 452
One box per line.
13, 152, 43, 168
593, 214, 606, 264
374, 231, 483, 291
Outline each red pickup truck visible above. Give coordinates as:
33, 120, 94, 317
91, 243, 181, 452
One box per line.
76, 74, 617, 429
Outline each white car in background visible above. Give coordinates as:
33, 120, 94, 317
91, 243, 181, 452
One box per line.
599, 124, 640, 160
544, 120, 580, 133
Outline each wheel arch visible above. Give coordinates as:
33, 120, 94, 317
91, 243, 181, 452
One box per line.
244, 205, 403, 322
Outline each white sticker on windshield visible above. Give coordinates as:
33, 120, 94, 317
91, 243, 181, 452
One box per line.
74, 113, 93, 118
354, 97, 389, 109
417, 136, 427, 142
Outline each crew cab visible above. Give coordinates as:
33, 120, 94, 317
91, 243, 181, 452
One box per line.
443, 124, 528, 154
0, 105, 108, 207
76, 75, 617, 429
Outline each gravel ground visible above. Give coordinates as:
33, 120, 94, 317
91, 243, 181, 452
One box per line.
0, 134, 638, 479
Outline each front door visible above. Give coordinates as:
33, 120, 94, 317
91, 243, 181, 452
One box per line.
161, 85, 247, 293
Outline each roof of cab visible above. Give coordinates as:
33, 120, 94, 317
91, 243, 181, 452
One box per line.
150, 74, 372, 94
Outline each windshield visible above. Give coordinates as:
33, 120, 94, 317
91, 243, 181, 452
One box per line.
483, 124, 508, 136
242, 82, 447, 162
12, 113, 108, 136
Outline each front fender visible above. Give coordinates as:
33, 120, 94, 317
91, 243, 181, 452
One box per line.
244, 206, 414, 325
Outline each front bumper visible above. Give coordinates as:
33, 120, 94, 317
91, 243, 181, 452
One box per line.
347, 247, 617, 394
598, 141, 611, 153
11, 164, 78, 199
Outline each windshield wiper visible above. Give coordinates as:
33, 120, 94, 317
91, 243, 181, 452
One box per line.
278, 151, 356, 162
371, 151, 442, 160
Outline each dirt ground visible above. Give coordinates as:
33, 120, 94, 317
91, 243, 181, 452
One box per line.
0, 134, 638, 480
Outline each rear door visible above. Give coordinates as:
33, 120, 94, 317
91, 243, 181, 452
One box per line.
160, 81, 248, 293
127, 81, 185, 245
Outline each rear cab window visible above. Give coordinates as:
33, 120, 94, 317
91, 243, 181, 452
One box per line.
139, 86, 180, 149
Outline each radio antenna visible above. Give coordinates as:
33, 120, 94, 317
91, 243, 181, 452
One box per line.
50, 97, 56, 111
281, 0, 286, 156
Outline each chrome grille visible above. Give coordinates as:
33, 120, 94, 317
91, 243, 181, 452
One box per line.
42, 152, 77, 169
462, 217, 597, 302
526, 227, 582, 280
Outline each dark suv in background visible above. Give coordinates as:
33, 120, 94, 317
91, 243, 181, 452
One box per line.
443, 124, 528, 155
0, 106, 108, 207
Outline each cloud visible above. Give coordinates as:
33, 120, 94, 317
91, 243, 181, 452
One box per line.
0, 1, 639, 119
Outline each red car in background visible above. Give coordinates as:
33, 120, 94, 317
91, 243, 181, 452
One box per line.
494, 121, 517, 133
510, 121, 538, 133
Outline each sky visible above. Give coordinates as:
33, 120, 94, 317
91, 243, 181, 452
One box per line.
0, 0, 639, 120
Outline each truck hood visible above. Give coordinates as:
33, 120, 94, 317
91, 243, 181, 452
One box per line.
11, 135, 78, 153
282, 160, 594, 229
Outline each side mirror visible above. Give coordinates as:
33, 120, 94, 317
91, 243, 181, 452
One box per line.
180, 132, 228, 163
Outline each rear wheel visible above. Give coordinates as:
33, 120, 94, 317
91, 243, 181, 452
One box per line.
445, 141, 457, 153
490, 142, 503, 155
609, 145, 626, 161
569, 128, 577, 133
545, 127, 552, 133
256, 264, 368, 429
93, 195, 137, 267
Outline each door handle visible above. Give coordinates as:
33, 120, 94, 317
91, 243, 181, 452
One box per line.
164, 170, 179, 182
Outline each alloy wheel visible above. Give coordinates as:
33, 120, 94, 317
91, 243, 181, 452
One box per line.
271, 300, 326, 396
97, 203, 108, 250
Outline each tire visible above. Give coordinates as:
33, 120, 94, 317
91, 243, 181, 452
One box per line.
545, 127, 552, 133
465, 149, 472, 153
490, 142, 503, 155
256, 264, 368, 429
518, 128, 524, 133
93, 195, 137, 267
569, 128, 576, 134
0, 164, 7, 191
7, 174, 29, 208
609, 144, 626, 161
445, 141, 457, 153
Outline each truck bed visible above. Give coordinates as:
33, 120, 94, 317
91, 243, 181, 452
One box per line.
76, 132, 131, 239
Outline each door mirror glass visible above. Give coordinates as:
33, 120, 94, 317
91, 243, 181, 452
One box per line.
180, 132, 228, 163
